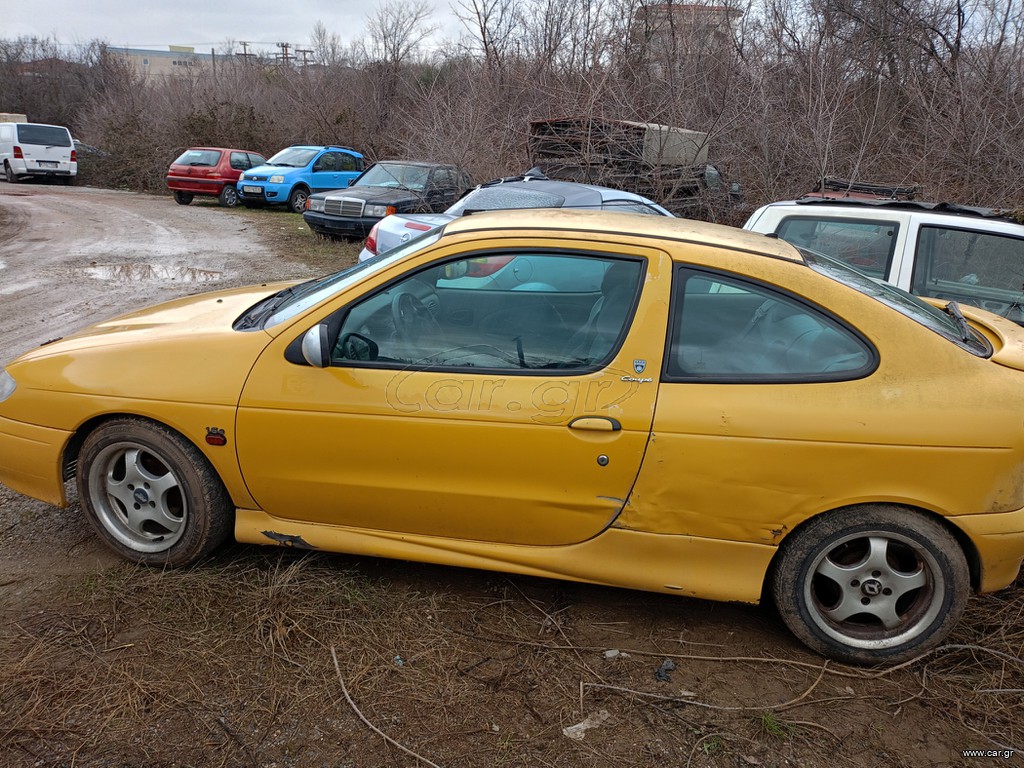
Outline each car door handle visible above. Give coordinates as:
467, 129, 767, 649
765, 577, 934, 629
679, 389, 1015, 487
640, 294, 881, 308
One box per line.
568, 417, 621, 432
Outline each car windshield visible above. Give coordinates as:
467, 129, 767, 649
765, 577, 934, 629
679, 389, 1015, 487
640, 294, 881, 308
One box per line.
264, 231, 443, 328
447, 186, 566, 215
356, 163, 431, 190
800, 247, 990, 355
266, 148, 318, 168
172, 149, 220, 167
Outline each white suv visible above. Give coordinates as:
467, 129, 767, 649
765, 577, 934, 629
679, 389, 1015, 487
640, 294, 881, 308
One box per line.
744, 198, 1024, 325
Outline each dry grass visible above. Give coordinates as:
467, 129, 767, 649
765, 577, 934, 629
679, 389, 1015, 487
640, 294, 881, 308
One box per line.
1, 544, 1020, 767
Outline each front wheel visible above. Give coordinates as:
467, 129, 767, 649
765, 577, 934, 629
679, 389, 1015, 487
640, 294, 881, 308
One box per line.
77, 418, 233, 567
771, 505, 969, 666
287, 186, 310, 213
219, 185, 239, 207
173, 190, 194, 206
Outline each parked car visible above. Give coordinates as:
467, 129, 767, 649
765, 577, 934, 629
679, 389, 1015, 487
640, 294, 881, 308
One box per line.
0, 121, 76, 184
237, 145, 365, 213
744, 192, 1024, 325
3, 209, 1024, 665
358, 171, 673, 261
303, 161, 472, 239
165, 147, 267, 208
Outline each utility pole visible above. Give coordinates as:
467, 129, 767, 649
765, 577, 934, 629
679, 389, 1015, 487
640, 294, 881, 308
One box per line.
275, 42, 292, 67
236, 41, 256, 63
296, 48, 314, 67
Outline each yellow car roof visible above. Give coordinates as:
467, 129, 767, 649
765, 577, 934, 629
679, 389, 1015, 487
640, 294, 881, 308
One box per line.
441, 208, 805, 263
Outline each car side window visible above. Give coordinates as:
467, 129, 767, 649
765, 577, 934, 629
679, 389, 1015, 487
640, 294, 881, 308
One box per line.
338, 153, 359, 172
666, 268, 873, 382
229, 152, 249, 171
911, 225, 1024, 322
313, 153, 338, 172
430, 168, 454, 189
333, 253, 644, 371
776, 217, 898, 279
248, 153, 266, 167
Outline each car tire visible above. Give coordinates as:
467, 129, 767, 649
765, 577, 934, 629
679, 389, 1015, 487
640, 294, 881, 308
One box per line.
173, 190, 194, 206
288, 186, 310, 213
77, 418, 234, 567
219, 185, 239, 208
771, 505, 969, 666
4, 162, 17, 183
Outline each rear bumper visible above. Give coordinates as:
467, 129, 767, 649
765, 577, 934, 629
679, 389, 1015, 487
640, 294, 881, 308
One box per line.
12, 159, 76, 178
166, 176, 227, 195
949, 506, 1024, 592
0, 415, 71, 507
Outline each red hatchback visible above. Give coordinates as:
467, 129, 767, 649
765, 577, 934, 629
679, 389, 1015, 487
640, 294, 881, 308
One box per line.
166, 147, 267, 208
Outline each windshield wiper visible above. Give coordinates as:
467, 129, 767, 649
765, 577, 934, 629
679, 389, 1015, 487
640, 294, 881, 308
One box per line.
944, 300, 971, 341
235, 279, 320, 330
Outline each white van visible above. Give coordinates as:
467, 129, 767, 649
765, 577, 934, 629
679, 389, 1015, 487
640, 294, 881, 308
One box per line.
0, 122, 77, 184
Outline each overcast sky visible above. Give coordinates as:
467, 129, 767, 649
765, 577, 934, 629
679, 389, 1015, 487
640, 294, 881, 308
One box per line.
6, 0, 465, 56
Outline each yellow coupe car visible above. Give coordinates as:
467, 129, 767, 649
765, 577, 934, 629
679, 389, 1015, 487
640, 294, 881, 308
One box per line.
2, 209, 1023, 665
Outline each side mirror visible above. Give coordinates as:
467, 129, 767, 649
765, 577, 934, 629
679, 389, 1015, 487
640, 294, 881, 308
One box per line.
301, 324, 331, 368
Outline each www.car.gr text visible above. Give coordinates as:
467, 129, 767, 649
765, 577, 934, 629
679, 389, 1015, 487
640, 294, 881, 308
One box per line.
961, 749, 1015, 759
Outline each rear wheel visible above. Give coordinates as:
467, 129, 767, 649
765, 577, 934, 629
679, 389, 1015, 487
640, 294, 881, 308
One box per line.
77, 418, 233, 567
287, 186, 310, 213
771, 505, 969, 665
4, 162, 17, 183
218, 185, 239, 207
173, 190, 194, 206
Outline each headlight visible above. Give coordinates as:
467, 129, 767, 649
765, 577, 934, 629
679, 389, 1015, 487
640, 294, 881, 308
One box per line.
366, 204, 390, 217
308, 198, 326, 212
269, 175, 285, 184
0, 370, 16, 402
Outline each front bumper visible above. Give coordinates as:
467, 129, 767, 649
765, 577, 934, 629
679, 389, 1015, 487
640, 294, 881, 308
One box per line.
237, 182, 288, 204
302, 210, 377, 238
949, 506, 1024, 592
0, 415, 72, 507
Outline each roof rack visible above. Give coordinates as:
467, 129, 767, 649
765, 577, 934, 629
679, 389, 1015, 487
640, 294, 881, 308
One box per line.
793, 196, 1020, 222
805, 176, 921, 200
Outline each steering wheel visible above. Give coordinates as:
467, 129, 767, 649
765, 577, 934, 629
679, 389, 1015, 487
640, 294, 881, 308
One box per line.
391, 292, 443, 346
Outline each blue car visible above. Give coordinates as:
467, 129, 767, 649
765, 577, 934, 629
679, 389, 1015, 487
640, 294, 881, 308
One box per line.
237, 145, 365, 213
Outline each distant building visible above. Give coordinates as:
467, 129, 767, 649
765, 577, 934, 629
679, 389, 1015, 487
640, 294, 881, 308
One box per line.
107, 46, 215, 78
631, 3, 742, 65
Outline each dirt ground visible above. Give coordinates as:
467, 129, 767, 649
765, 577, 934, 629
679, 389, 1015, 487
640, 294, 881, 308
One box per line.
0, 183, 1022, 768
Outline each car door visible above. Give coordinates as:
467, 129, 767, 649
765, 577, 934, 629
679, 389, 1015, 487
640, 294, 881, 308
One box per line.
235, 240, 671, 546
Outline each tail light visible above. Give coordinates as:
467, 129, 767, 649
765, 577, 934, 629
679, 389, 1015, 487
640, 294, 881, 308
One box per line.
13, 146, 23, 159
365, 221, 380, 255
70, 149, 77, 162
